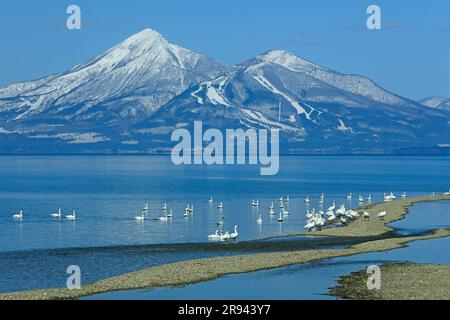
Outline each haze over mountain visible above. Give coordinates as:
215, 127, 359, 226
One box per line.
0, 28, 449, 154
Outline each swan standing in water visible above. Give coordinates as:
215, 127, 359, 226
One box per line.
208, 196, 213, 203
208, 230, 221, 241
51, 209, 62, 219
327, 201, 336, 212
183, 207, 190, 217
269, 202, 275, 215
401, 192, 407, 199
346, 193, 352, 200
277, 211, 284, 222
318, 193, 324, 204
166, 209, 173, 218
13, 210, 24, 220
217, 202, 223, 209
161, 203, 167, 211
257, 215, 263, 224
358, 195, 364, 203
251, 200, 259, 207
66, 210, 77, 221
445, 189, 450, 195
143, 203, 149, 211
134, 210, 145, 221
220, 231, 231, 242
367, 195, 372, 202
230, 225, 239, 240
304, 196, 310, 204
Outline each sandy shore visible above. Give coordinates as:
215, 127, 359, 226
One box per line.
1, 194, 449, 300
331, 263, 450, 300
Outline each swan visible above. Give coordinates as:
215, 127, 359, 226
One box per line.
183, 208, 190, 217
134, 211, 145, 220
161, 203, 167, 211
445, 189, 450, 195
363, 211, 370, 220
306, 209, 315, 219
358, 195, 364, 202
286, 195, 290, 202
327, 201, 336, 212
208, 196, 213, 203
336, 205, 346, 216
340, 217, 348, 225
13, 210, 24, 220
377, 211, 387, 219
230, 225, 239, 240
304, 221, 316, 230
143, 203, 149, 211
282, 207, 289, 216
251, 200, 259, 207
208, 230, 221, 241
217, 202, 223, 209
367, 195, 372, 202
51, 209, 62, 219
166, 209, 173, 218
327, 213, 336, 222
277, 212, 284, 222
220, 231, 231, 242
188, 204, 194, 213
279, 200, 284, 209
257, 215, 263, 224
279, 196, 284, 202
348, 210, 360, 218
401, 192, 407, 199
346, 193, 352, 200
158, 213, 169, 222
318, 193, 324, 204
304, 196, 310, 204
269, 202, 275, 215
66, 210, 77, 221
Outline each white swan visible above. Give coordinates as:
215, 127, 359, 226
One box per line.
277, 212, 284, 222
363, 211, 370, 220
66, 210, 77, 221
51, 208, 62, 219
208, 196, 213, 203
161, 203, 167, 211
208, 230, 221, 241
279, 200, 284, 209
377, 211, 387, 219
230, 225, 239, 240
318, 193, 324, 204
358, 195, 364, 202
134, 210, 145, 221
217, 202, 223, 209
251, 200, 259, 207
220, 231, 231, 242
336, 205, 346, 216
282, 208, 289, 216
367, 195, 372, 202
257, 215, 263, 224
183, 208, 190, 217
13, 210, 24, 220
346, 193, 352, 200
166, 209, 173, 218
269, 202, 275, 215
143, 203, 149, 211
401, 192, 407, 199
445, 189, 450, 195
158, 212, 170, 222
327, 201, 336, 212
304, 196, 310, 204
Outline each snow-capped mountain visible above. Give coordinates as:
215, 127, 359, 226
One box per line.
1, 30, 449, 154
0, 28, 230, 125
134, 50, 450, 154
419, 96, 450, 111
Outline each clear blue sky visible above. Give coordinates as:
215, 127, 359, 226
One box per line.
1, 0, 449, 100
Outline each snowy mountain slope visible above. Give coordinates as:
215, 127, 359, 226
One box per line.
0, 29, 231, 125
132, 50, 450, 154
419, 96, 450, 111
1, 29, 450, 154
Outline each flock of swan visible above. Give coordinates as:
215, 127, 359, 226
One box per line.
10, 189, 450, 241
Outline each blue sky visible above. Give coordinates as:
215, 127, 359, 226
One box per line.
0, 0, 449, 100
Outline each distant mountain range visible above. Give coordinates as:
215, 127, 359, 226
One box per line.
0, 28, 449, 154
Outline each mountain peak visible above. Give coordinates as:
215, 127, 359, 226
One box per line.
255, 49, 325, 73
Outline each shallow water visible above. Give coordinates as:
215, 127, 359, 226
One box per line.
1, 155, 449, 252
1, 155, 450, 294
86, 200, 450, 300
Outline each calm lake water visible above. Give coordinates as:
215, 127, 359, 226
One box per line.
87, 200, 450, 300
0, 155, 449, 294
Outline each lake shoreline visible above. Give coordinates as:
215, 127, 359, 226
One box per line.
1, 194, 449, 300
